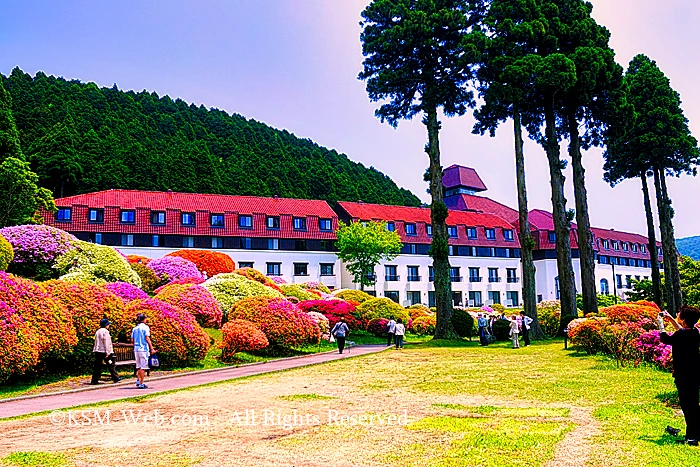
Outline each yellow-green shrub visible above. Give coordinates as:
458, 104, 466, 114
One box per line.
54, 241, 141, 287
333, 289, 374, 303
0, 234, 13, 271
357, 297, 409, 323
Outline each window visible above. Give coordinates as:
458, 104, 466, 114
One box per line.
600, 279, 609, 295
319, 218, 332, 231
485, 228, 496, 240
407, 266, 420, 282
267, 263, 281, 276
613, 241, 620, 251
453, 292, 463, 307
183, 236, 194, 248
428, 291, 435, 307
385, 291, 399, 303
488, 291, 501, 305
622, 242, 629, 251
385, 265, 399, 281
364, 268, 377, 282
428, 266, 434, 282
405, 223, 416, 236
210, 214, 225, 227
467, 227, 477, 239
407, 244, 417, 254
266, 216, 280, 229
629, 259, 636, 267
88, 209, 104, 223
181, 212, 195, 226
468, 267, 481, 282
504, 229, 514, 241
506, 291, 519, 307
92, 233, 102, 245
641, 244, 647, 253
294, 263, 308, 276
625, 275, 632, 289
320, 263, 335, 276
488, 268, 500, 282
602, 239, 610, 250
238, 262, 254, 269
294, 239, 307, 251
548, 231, 556, 243
631, 243, 638, 253
293, 217, 307, 230
56, 208, 72, 221
450, 267, 462, 282
120, 234, 134, 246
241, 237, 252, 249
616, 274, 623, 288
448, 245, 454, 256
151, 211, 166, 225
407, 291, 421, 306
426, 224, 432, 236
152, 235, 160, 247
506, 268, 518, 283
211, 236, 223, 248
555, 277, 560, 300
468, 291, 482, 307
267, 238, 279, 250
120, 210, 135, 224
386, 222, 395, 232
599, 255, 609, 264
448, 226, 458, 238
239, 215, 253, 229
635, 275, 641, 281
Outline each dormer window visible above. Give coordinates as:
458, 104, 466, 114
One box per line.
448, 226, 458, 238
386, 222, 395, 232
613, 241, 619, 251
151, 211, 166, 225
485, 228, 496, 240
88, 209, 104, 223
405, 223, 416, 236
293, 217, 307, 231
602, 240, 610, 250
467, 227, 477, 239
622, 242, 629, 251
120, 210, 135, 224
504, 229, 514, 241
56, 208, 72, 222
267, 216, 280, 229
631, 243, 638, 253
181, 212, 196, 226
210, 214, 225, 227
426, 224, 432, 236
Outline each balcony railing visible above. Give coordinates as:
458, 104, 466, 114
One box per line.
507, 277, 520, 283
450, 276, 463, 283
385, 275, 400, 282
488, 277, 502, 283
364, 274, 377, 282
469, 277, 482, 283
407, 275, 421, 282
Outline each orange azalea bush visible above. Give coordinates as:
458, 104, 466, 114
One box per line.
0, 300, 40, 382
166, 250, 235, 278
126, 254, 151, 265
232, 268, 283, 293
155, 284, 223, 328
412, 315, 437, 335
125, 299, 210, 366
567, 317, 608, 355
0, 272, 76, 360
600, 302, 660, 324
408, 304, 432, 320
219, 319, 269, 361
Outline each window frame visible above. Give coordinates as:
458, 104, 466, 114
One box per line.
320, 263, 335, 276
181, 212, 196, 226
426, 224, 432, 236
503, 229, 514, 241
238, 214, 253, 229
211, 236, 223, 249
182, 236, 194, 248
448, 226, 458, 238
293, 217, 307, 231
293, 262, 309, 276
319, 218, 332, 231
266, 216, 280, 230
210, 214, 225, 228
266, 262, 282, 276
267, 238, 279, 250
120, 234, 134, 246
120, 210, 135, 224
466, 227, 477, 239
56, 208, 72, 222
386, 222, 395, 232
485, 228, 496, 240
88, 208, 104, 223
405, 223, 417, 236
150, 211, 166, 225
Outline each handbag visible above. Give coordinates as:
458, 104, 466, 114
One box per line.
148, 353, 160, 368
329, 334, 336, 343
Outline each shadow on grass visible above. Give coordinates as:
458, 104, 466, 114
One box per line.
655, 390, 680, 408
639, 433, 685, 446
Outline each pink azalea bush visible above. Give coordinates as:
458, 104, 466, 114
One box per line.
148, 256, 204, 282
635, 330, 672, 371
0, 225, 77, 279
153, 276, 206, 294
298, 299, 364, 330
156, 284, 223, 328
305, 311, 330, 336
269, 276, 287, 285
105, 282, 149, 302
0, 300, 40, 382
367, 317, 389, 337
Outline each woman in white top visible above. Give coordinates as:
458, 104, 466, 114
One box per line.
509, 315, 520, 349
394, 318, 406, 349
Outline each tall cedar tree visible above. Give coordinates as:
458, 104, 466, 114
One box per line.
0, 79, 24, 162
472, 0, 545, 339
551, 0, 625, 316
604, 55, 699, 315
359, 0, 484, 338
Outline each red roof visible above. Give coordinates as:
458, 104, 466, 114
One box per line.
592, 227, 662, 261
442, 165, 487, 191
336, 201, 519, 247
445, 194, 519, 223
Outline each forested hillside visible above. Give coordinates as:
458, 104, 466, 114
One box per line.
1, 68, 420, 206
678, 236, 700, 260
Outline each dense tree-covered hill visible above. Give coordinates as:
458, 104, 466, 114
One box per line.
1, 68, 420, 206
678, 236, 700, 260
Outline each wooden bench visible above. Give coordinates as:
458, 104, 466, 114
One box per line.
113, 343, 150, 376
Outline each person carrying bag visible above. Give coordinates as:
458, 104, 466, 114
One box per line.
330, 317, 349, 354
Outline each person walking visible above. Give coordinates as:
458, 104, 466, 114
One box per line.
394, 318, 406, 349
387, 316, 396, 346
331, 317, 350, 354
509, 315, 520, 349
658, 307, 700, 445
131, 313, 155, 389
477, 313, 489, 346
520, 311, 533, 347
91, 318, 121, 385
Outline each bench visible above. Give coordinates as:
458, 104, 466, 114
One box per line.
113, 343, 150, 376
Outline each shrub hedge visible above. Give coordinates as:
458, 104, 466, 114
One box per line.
0, 224, 77, 280
333, 289, 374, 303
412, 315, 436, 335
451, 308, 475, 338
357, 298, 409, 323
279, 284, 321, 301
147, 256, 203, 283
298, 299, 364, 330
0, 234, 13, 271
156, 284, 223, 328
367, 318, 389, 337
104, 282, 149, 302
55, 241, 142, 286
130, 262, 163, 293
166, 250, 235, 278
219, 319, 269, 361
203, 274, 284, 321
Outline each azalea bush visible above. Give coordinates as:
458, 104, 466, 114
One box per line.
280, 284, 321, 301
567, 318, 608, 355
147, 256, 203, 283
0, 233, 13, 271
130, 262, 163, 293
305, 311, 330, 337
219, 319, 269, 361
333, 289, 374, 303
412, 315, 436, 335
298, 299, 363, 330
0, 300, 40, 383
104, 282, 149, 302
407, 304, 431, 320
300, 281, 331, 294
166, 249, 235, 278
54, 241, 142, 286
153, 276, 205, 294
270, 276, 287, 285
367, 317, 389, 337
600, 302, 660, 324
156, 283, 223, 328
203, 273, 284, 321
599, 321, 645, 367
635, 330, 672, 371
357, 297, 409, 323
126, 254, 151, 265
0, 224, 77, 279
232, 268, 284, 292
536, 300, 562, 338
125, 299, 210, 366
451, 308, 475, 339
229, 297, 320, 348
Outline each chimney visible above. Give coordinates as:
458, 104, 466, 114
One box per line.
273, 195, 279, 200
358, 199, 363, 204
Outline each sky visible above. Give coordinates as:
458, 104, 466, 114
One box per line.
1, 0, 698, 238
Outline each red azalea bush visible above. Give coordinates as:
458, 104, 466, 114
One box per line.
153, 276, 206, 294
130, 262, 164, 294
600, 302, 660, 324
599, 321, 645, 367
125, 299, 210, 366
156, 284, 223, 328
232, 268, 283, 293
219, 319, 269, 360
0, 300, 40, 382
166, 250, 235, 278
126, 254, 151, 265
104, 282, 149, 302
568, 318, 608, 355
229, 297, 320, 348
298, 299, 364, 330
367, 318, 389, 337
0, 272, 76, 360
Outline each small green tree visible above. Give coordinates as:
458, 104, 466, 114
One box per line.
0, 157, 56, 227
335, 221, 402, 290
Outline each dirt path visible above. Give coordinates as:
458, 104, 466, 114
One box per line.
544, 406, 601, 467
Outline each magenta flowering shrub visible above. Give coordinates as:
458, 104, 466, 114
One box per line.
635, 330, 672, 371
367, 318, 389, 337
105, 282, 149, 302
153, 276, 205, 294
156, 284, 223, 328
298, 299, 364, 330
147, 256, 204, 282
125, 299, 210, 366
270, 276, 287, 285
0, 225, 77, 279
0, 300, 40, 382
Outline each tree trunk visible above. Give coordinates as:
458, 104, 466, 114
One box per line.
654, 167, 682, 314
640, 174, 662, 308
425, 107, 455, 339
567, 110, 597, 316
513, 106, 542, 339
544, 99, 577, 333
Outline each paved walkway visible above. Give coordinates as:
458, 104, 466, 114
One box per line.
0, 345, 387, 419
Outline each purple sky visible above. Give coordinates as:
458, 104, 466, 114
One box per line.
1, 0, 698, 238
